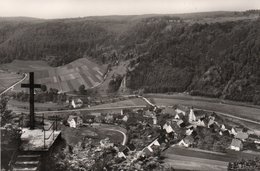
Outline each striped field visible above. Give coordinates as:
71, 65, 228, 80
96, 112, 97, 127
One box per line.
0, 58, 107, 92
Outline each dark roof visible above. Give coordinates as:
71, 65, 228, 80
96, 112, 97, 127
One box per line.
127, 143, 136, 151
118, 145, 129, 153
249, 134, 260, 139
143, 147, 153, 155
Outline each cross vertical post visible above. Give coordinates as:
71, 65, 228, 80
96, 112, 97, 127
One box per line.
21, 72, 41, 130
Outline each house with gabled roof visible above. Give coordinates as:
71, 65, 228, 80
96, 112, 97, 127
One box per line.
230, 139, 243, 151
174, 113, 180, 120
221, 124, 227, 131
195, 119, 206, 127
178, 136, 194, 148
163, 122, 174, 134
71, 98, 83, 108
177, 120, 185, 128
207, 119, 215, 128
229, 127, 238, 136
67, 115, 83, 128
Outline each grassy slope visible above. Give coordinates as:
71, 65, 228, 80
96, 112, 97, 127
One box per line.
0, 71, 23, 92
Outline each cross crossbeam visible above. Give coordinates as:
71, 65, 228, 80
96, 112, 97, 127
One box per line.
21, 72, 41, 129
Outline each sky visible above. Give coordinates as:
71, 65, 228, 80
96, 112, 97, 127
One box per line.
0, 0, 260, 19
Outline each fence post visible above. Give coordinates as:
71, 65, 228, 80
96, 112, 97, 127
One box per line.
44, 129, 46, 149
42, 113, 44, 129
55, 115, 58, 131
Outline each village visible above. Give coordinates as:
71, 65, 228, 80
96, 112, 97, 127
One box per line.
53, 100, 260, 170
2, 85, 260, 170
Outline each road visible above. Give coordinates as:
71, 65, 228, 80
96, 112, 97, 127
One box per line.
0, 73, 27, 96
33, 105, 146, 115
15, 94, 260, 129
106, 128, 127, 145
5, 73, 259, 130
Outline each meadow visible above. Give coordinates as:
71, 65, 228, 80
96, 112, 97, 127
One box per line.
151, 97, 260, 122
0, 71, 23, 93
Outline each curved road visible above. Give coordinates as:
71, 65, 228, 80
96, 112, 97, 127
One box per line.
106, 128, 127, 145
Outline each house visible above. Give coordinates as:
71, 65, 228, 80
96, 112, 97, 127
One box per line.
248, 134, 260, 144
223, 130, 231, 136
122, 115, 129, 122
195, 119, 206, 127
209, 113, 216, 121
177, 120, 185, 127
188, 108, 196, 123
186, 129, 193, 136
207, 119, 215, 128
127, 143, 136, 151
117, 145, 130, 158
174, 114, 180, 120
67, 115, 83, 128
221, 124, 227, 131
230, 139, 243, 151
178, 136, 194, 147
163, 122, 174, 134
229, 128, 238, 136
235, 132, 249, 141
71, 98, 83, 108
152, 116, 157, 125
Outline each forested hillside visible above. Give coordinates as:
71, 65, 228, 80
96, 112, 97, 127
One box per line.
0, 11, 259, 103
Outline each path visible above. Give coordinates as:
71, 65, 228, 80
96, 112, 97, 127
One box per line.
106, 128, 127, 145
0, 73, 27, 96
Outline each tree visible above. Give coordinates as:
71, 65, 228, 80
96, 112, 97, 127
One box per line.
0, 97, 12, 126
41, 85, 47, 92
78, 84, 86, 94
0, 96, 22, 170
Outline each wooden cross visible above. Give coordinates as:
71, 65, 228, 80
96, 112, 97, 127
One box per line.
21, 72, 41, 130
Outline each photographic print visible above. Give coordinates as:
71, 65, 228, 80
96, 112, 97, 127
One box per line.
0, 0, 260, 170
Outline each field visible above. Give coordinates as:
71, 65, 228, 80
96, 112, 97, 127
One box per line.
0, 71, 23, 93
163, 147, 230, 171
0, 58, 107, 92
150, 97, 260, 122
61, 125, 125, 146
163, 146, 260, 171
89, 98, 147, 109
7, 99, 67, 114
